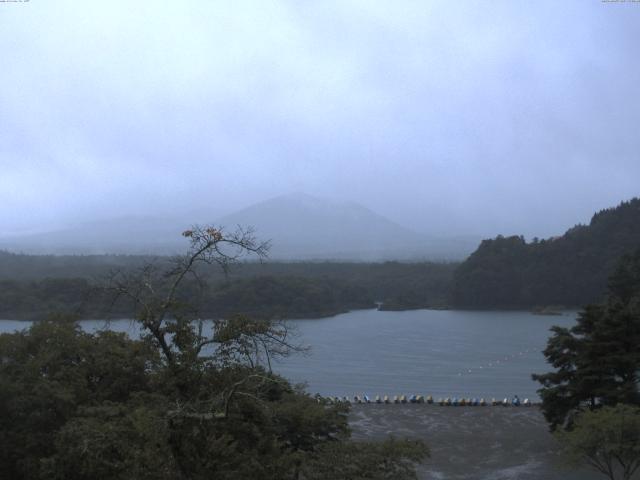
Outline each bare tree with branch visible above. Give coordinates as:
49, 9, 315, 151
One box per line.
105, 225, 270, 365
103, 224, 309, 421
212, 315, 306, 371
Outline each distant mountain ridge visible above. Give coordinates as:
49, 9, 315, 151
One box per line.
0, 193, 478, 260
452, 197, 640, 308
0, 216, 189, 255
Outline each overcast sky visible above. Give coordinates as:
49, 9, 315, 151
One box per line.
1, 0, 639, 238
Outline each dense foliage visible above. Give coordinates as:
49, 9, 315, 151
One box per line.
555, 405, 640, 480
453, 198, 640, 308
532, 248, 640, 430
202, 276, 373, 319
0, 319, 428, 479
0, 225, 429, 479
0, 256, 456, 320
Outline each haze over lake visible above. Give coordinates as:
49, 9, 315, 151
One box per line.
3, 2, 639, 478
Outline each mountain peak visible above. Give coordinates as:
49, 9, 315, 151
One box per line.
217, 194, 430, 260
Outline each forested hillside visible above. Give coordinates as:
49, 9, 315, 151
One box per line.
452, 198, 640, 308
0, 255, 455, 320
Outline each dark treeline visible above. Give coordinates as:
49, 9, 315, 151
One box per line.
0, 251, 150, 280
0, 255, 456, 320
453, 198, 640, 309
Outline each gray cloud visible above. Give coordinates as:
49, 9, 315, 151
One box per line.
1, 0, 639, 238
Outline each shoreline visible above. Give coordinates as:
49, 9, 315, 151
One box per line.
349, 404, 599, 480
0, 305, 581, 323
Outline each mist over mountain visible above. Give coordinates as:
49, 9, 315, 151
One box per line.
217, 193, 477, 260
0, 216, 188, 255
0, 193, 478, 260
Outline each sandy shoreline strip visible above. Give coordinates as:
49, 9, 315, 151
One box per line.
349, 405, 600, 480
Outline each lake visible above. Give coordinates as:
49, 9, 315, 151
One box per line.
0, 309, 576, 400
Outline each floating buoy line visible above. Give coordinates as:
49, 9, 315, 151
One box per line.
321, 395, 534, 407
454, 348, 536, 377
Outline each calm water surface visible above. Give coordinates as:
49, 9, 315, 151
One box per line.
0, 309, 576, 399
276, 309, 576, 399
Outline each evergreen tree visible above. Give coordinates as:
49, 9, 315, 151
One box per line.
533, 248, 640, 430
